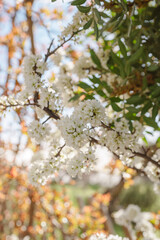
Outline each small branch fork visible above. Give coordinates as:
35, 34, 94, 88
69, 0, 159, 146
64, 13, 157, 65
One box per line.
55, 144, 66, 158
89, 135, 160, 171
126, 148, 160, 168
44, 30, 81, 62
0, 101, 61, 121
2, 98, 160, 170
1, 30, 81, 121
1, 26, 159, 174
100, 121, 160, 167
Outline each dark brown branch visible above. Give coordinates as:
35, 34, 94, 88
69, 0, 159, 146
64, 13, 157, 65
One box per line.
123, 227, 133, 240
126, 148, 160, 168
0, 101, 61, 120
55, 143, 66, 158
42, 116, 51, 125
89, 136, 99, 144
44, 30, 81, 62
101, 121, 113, 131
43, 107, 60, 120
25, 0, 35, 54
101, 204, 116, 234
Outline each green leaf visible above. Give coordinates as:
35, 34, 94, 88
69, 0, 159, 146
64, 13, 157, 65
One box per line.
142, 77, 148, 91
141, 101, 152, 115
118, 39, 127, 58
83, 18, 93, 29
126, 107, 141, 113
125, 112, 140, 120
78, 82, 93, 92
111, 13, 124, 32
143, 116, 159, 129
128, 47, 143, 64
69, 93, 84, 102
101, 81, 113, 93
83, 94, 94, 100
90, 49, 101, 68
94, 20, 99, 40
142, 136, 148, 146
94, 9, 101, 22
111, 102, 122, 112
100, 12, 109, 18
128, 120, 133, 133
151, 86, 160, 98
152, 105, 159, 120
95, 89, 107, 98
51, 0, 56, 2
156, 137, 160, 147
71, 0, 86, 5
127, 95, 145, 105
145, 131, 153, 136
89, 76, 101, 84
95, 0, 100, 5
110, 51, 122, 66
125, 63, 131, 76
148, 64, 159, 72
156, 78, 160, 83
110, 51, 125, 78
110, 97, 121, 102
77, 5, 91, 13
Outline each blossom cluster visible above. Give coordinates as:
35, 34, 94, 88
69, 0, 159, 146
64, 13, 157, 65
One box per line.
58, 99, 106, 149
89, 233, 129, 240
22, 54, 47, 93
59, 11, 90, 41
113, 204, 160, 240
1, 51, 160, 186
28, 150, 64, 186
0, 95, 28, 112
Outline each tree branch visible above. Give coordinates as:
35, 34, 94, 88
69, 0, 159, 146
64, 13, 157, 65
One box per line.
44, 30, 81, 62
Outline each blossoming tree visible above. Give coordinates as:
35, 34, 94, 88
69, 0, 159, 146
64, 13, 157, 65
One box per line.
0, 0, 160, 239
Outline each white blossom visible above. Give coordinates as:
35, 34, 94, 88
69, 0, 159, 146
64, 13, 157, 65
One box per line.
22, 55, 47, 92
38, 85, 63, 113
89, 233, 129, 240
28, 120, 51, 143
113, 204, 159, 240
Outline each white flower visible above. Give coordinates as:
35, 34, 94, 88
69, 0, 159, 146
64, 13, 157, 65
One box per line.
75, 99, 107, 126
89, 233, 129, 240
107, 235, 129, 240
113, 205, 159, 240
28, 151, 65, 186
59, 11, 90, 40
66, 148, 96, 178
38, 86, 63, 113
22, 55, 47, 92
58, 115, 88, 149
125, 204, 141, 222
90, 233, 107, 240
145, 162, 160, 184
113, 209, 126, 226
28, 120, 51, 143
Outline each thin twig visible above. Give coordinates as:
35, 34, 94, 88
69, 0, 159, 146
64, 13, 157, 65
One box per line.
44, 30, 81, 62
126, 147, 160, 168
55, 143, 66, 157
42, 116, 51, 125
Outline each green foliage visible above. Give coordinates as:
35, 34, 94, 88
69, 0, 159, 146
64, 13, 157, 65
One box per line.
83, 18, 93, 29
120, 181, 160, 211
77, 5, 91, 13
90, 49, 102, 68
71, 0, 86, 5
70, 0, 160, 130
